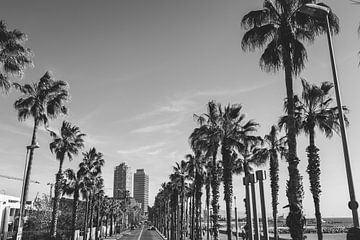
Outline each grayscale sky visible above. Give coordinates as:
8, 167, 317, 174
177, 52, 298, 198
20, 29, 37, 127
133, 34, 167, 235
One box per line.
0, 0, 359, 218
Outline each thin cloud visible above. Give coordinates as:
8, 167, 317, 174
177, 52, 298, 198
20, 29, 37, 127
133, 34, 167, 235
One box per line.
117, 142, 165, 155
195, 80, 277, 97
133, 99, 194, 121
132, 121, 179, 133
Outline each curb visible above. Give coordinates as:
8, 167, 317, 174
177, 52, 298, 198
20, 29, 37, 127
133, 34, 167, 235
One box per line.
154, 227, 167, 240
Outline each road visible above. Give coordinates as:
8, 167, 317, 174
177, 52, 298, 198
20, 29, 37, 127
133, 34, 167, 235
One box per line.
117, 226, 164, 240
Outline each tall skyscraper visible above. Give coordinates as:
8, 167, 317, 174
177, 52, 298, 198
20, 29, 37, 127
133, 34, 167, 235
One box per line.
133, 169, 149, 214
113, 163, 132, 199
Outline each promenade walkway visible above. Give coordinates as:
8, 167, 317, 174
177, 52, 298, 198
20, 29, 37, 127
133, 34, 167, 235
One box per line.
103, 225, 165, 240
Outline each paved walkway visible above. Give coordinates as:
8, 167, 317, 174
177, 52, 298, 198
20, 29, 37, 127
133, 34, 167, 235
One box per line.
103, 226, 165, 240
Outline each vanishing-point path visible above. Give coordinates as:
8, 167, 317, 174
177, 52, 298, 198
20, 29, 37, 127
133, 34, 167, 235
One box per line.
117, 226, 164, 240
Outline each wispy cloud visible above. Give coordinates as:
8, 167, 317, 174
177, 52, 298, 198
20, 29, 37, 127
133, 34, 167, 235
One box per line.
194, 80, 277, 97
133, 99, 194, 121
117, 142, 165, 155
132, 121, 179, 133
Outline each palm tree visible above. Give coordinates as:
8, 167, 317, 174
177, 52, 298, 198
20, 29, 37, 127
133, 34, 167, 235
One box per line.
220, 104, 259, 240
263, 126, 287, 240
204, 161, 212, 240
283, 79, 346, 240
241, 1, 339, 239
94, 177, 105, 240
172, 160, 188, 240
80, 148, 105, 240
185, 153, 204, 240
49, 121, 85, 239
0, 20, 32, 92
14, 71, 69, 222
192, 101, 259, 240
63, 167, 89, 240
190, 101, 221, 240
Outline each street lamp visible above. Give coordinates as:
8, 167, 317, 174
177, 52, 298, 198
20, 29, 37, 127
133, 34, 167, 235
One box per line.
299, 3, 360, 239
16, 143, 39, 240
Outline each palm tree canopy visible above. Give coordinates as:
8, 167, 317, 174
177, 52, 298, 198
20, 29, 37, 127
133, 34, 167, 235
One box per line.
241, 0, 339, 75
49, 121, 86, 162
0, 20, 33, 92
279, 79, 349, 138
233, 137, 268, 176
80, 147, 105, 177
14, 71, 69, 126
190, 100, 259, 159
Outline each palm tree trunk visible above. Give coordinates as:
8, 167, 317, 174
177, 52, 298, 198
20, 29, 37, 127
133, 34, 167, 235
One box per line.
95, 198, 101, 240
211, 154, 220, 240
50, 160, 64, 239
222, 145, 233, 240
83, 196, 89, 240
270, 151, 279, 240
191, 188, 195, 240
283, 41, 305, 240
206, 181, 210, 240
195, 171, 203, 240
20, 119, 39, 220
105, 214, 108, 237
180, 181, 185, 240
307, 127, 322, 240
89, 195, 95, 240
110, 213, 113, 236
71, 187, 80, 240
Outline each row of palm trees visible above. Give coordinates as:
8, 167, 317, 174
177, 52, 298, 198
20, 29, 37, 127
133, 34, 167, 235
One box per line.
0, 20, 128, 240
151, 76, 345, 240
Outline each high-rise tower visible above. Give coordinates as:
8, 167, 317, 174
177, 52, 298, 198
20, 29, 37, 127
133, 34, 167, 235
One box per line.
133, 169, 149, 214
113, 163, 132, 199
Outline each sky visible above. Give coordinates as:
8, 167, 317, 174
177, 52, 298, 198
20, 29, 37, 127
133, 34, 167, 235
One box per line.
0, 0, 360, 219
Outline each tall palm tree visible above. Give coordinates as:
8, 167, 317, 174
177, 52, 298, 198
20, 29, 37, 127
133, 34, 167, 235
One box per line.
233, 136, 268, 240
0, 20, 32, 92
241, 1, 339, 239
14, 71, 69, 222
283, 79, 346, 240
190, 101, 221, 240
48, 121, 85, 239
94, 177, 105, 240
204, 161, 212, 240
185, 153, 204, 240
63, 167, 89, 240
172, 160, 188, 240
193, 101, 259, 240
263, 126, 287, 240
80, 148, 105, 240
220, 104, 259, 240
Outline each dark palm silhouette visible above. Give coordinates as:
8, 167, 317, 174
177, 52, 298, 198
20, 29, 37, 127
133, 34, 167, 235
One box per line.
280, 79, 347, 240
263, 126, 287, 240
241, 1, 339, 238
14, 72, 69, 222
49, 121, 85, 239
63, 167, 89, 240
0, 20, 32, 92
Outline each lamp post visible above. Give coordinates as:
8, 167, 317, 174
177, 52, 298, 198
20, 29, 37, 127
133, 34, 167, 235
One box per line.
234, 196, 238, 240
16, 143, 39, 240
299, 3, 360, 239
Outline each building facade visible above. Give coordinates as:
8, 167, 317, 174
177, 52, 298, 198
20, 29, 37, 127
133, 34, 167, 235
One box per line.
113, 163, 132, 199
133, 169, 149, 214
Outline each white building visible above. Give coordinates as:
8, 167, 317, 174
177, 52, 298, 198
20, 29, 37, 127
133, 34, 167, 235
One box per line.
0, 194, 21, 239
